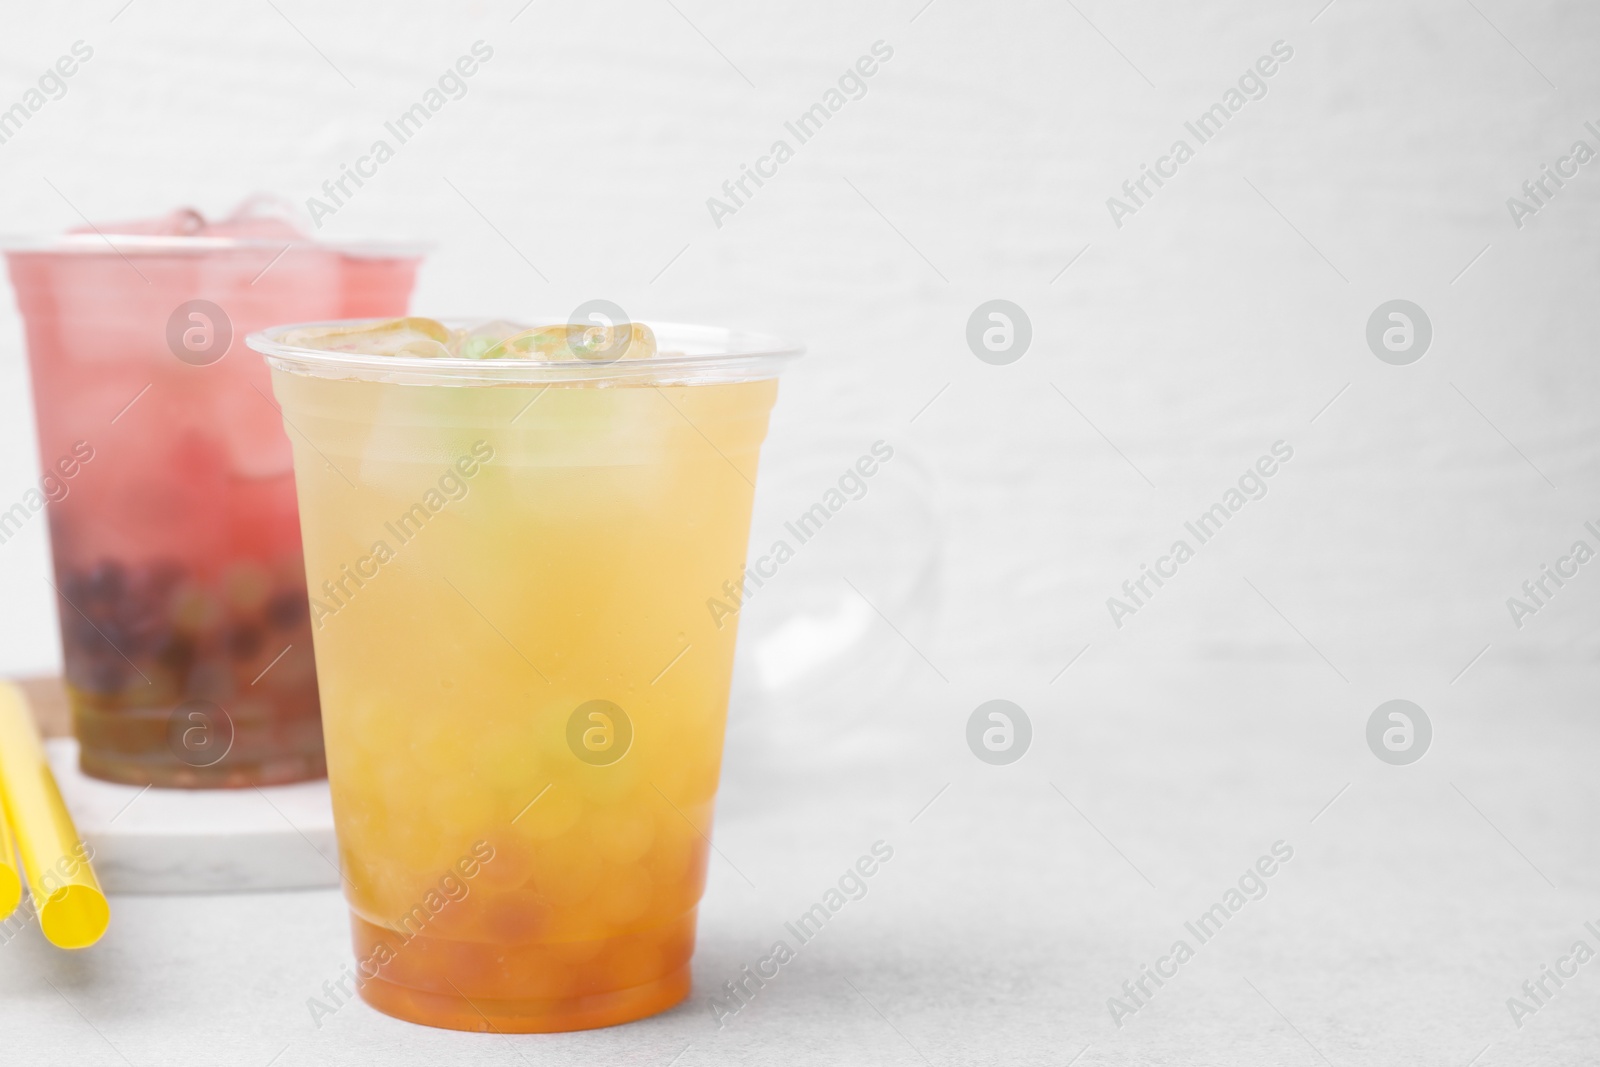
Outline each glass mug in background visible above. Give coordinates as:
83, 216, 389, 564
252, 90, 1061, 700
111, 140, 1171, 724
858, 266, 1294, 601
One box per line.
3, 202, 424, 787
251, 318, 800, 1031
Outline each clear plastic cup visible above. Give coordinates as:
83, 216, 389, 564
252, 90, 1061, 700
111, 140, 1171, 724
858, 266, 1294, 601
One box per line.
249, 319, 801, 1032
4, 209, 424, 787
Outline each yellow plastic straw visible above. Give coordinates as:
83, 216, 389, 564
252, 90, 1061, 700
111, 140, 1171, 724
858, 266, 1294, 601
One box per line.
0, 682, 107, 948
0, 790, 19, 921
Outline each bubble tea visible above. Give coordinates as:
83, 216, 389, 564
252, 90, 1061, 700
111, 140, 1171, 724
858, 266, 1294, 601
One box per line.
4, 202, 423, 786
251, 317, 799, 1031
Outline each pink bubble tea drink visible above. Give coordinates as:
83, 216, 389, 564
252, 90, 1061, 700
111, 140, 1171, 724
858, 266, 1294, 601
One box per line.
4, 201, 424, 786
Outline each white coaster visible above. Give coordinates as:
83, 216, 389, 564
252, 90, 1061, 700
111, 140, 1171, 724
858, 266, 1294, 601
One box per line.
44, 738, 340, 894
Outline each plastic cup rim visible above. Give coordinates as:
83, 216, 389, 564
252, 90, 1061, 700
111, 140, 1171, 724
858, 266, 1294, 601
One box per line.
247, 317, 806, 384
0, 233, 431, 259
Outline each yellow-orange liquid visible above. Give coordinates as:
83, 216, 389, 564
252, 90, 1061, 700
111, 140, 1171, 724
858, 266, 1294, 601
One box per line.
271, 372, 776, 1031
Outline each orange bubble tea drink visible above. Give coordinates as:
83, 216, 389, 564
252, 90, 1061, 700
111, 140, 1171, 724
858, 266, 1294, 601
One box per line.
252, 317, 800, 1032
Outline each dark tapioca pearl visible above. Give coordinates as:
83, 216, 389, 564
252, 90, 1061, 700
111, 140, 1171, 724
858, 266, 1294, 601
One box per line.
145, 560, 186, 595
59, 570, 90, 604
119, 585, 167, 628
265, 588, 309, 631
85, 660, 127, 695
64, 613, 102, 650
153, 633, 196, 676
186, 662, 232, 701
95, 621, 135, 656
83, 560, 127, 604
223, 564, 271, 614
122, 613, 166, 656
227, 622, 264, 660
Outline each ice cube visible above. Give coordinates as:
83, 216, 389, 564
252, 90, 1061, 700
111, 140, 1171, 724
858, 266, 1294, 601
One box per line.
283, 317, 451, 355
481, 321, 656, 361
454, 319, 526, 360
74, 196, 307, 240
393, 339, 451, 358
479, 325, 570, 360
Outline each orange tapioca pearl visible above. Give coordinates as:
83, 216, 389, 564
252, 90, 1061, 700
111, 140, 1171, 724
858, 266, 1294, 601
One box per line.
412, 714, 476, 779
571, 757, 643, 805
423, 938, 513, 999
495, 941, 575, 999
646, 835, 709, 916
480, 886, 551, 943
645, 823, 703, 885
422, 776, 496, 836
474, 724, 542, 790
595, 863, 653, 927
517, 783, 582, 841
384, 817, 451, 874
550, 931, 608, 968
603, 910, 698, 988
474, 833, 535, 892
354, 921, 503, 998
588, 803, 657, 865
647, 753, 716, 801
604, 936, 666, 989
560, 947, 642, 998
530, 835, 604, 909
415, 889, 480, 940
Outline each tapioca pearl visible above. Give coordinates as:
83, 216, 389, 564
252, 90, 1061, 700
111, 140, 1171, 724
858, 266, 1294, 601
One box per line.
423, 776, 496, 835
532, 839, 605, 908
646, 823, 699, 869
480, 887, 551, 943
549, 933, 608, 968
502, 947, 579, 998
646, 761, 702, 801
567, 958, 627, 998
672, 793, 718, 833
381, 817, 452, 873
221, 562, 271, 614
264, 586, 310, 631
186, 661, 233, 702
403, 940, 496, 998
412, 713, 474, 777
82, 560, 127, 606
419, 890, 481, 942
595, 864, 653, 926
517, 784, 582, 841
605, 937, 667, 989
648, 835, 709, 903
573, 755, 644, 803
589, 805, 657, 866
474, 833, 534, 892
476, 728, 541, 789
225, 621, 265, 660
376, 758, 431, 819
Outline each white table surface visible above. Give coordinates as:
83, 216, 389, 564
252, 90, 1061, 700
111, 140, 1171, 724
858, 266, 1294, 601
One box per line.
4, 658, 1594, 1066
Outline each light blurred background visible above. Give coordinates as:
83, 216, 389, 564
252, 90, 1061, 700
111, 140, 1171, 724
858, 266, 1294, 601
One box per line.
2, 0, 1596, 692
3, 1, 1599, 1063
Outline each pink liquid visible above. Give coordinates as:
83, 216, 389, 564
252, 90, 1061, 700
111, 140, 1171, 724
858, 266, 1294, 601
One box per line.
7, 224, 419, 786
